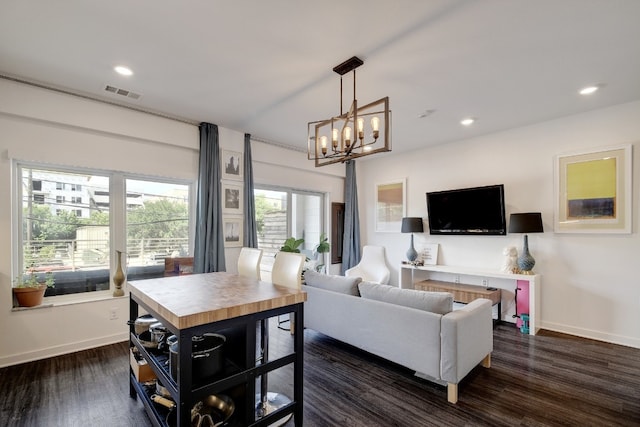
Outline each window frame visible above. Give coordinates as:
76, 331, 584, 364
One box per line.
12, 160, 195, 306
253, 184, 326, 272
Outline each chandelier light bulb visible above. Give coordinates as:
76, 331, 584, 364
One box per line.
331, 128, 339, 148
371, 116, 379, 131
344, 126, 352, 148
357, 118, 364, 140
371, 117, 380, 139
320, 136, 328, 155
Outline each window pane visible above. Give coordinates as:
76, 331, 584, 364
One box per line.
125, 179, 190, 281
255, 189, 288, 273
20, 167, 110, 296
254, 187, 324, 274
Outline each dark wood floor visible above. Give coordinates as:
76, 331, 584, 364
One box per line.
1, 322, 639, 426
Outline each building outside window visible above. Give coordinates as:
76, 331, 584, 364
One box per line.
15, 163, 192, 301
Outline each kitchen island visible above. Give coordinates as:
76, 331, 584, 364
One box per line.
128, 272, 307, 427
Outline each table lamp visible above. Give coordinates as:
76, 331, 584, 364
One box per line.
508, 212, 543, 274
401, 217, 424, 262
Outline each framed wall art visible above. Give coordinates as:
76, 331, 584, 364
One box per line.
223, 216, 243, 247
375, 179, 406, 232
554, 144, 632, 233
222, 182, 243, 214
222, 150, 243, 180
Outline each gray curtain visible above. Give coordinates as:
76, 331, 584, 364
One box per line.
193, 122, 226, 273
243, 133, 258, 248
341, 160, 361, 273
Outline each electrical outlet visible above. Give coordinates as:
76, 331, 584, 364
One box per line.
109, 308, 118, 320
454, 275, 460, 284
482, 279, 488, 287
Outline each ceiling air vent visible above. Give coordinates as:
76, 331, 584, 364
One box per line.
105, 85, 142, 100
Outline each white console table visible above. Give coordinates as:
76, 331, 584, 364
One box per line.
399, 264, 541, 335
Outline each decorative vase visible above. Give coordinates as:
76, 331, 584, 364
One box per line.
13, 285, 47, 307
517, 235, 536, 274
406, 234, 418, 262
113, 250, 125, 297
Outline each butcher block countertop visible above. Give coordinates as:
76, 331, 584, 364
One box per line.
128, 272, 307, 330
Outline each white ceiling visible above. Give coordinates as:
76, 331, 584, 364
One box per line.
1, 1, 640, 155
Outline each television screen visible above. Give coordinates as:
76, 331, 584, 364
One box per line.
426, 184, 506, 235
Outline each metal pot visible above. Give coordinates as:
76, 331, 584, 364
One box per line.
166, 396, 235, 427
127, 314, 158, 335
149, 322, 169, 351
137, 330, 158, 350
192, 394, 235, 427
169, 333, 226, 383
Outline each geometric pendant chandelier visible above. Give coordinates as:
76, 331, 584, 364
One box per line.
307, 56, 391, 167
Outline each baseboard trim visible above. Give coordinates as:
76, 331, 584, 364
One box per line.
540, 321, 640, 349
0, 332, 129, 368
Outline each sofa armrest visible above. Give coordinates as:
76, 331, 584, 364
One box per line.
440, 298, 493, 385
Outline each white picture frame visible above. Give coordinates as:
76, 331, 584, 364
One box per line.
554, 144, 632, 233
222, 182, 243, 214
421, 243, 439, 265
222, 150, 243, 181
375, 179, 406, 232
223, 216, 243, 247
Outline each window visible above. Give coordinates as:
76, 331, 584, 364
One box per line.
254, 186, 324, 274
15, 163, 192, 300
125, 179, 191, 281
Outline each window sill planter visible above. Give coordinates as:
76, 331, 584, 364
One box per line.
13, 285, 47, 308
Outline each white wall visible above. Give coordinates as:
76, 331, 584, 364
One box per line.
0, 80, 345, 367
358, 100, 640, 348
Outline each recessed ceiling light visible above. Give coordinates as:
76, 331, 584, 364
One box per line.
114, 65, 133, 76
460, 118, 475, 126
579, 85, 599, 95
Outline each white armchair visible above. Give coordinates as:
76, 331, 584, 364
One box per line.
345, 245, 390, 285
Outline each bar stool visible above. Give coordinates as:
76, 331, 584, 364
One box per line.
256, 251, 305, 425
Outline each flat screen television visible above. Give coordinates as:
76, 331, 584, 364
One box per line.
426, 184, 506, 235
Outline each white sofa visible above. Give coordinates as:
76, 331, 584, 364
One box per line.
302, 270, 493, 403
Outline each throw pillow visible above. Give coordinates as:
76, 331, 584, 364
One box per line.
358, 282, 453, 314
304, 270, 362, 296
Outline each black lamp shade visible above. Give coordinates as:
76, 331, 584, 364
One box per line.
401, 217, 424, 233
508, 213, 543, 234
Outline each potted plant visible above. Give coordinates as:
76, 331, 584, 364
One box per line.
279, 237, 304, 253
314, 232, 330, 273
12, 271, 55, 307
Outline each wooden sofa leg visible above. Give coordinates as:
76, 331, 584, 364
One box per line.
481, 353, 491, 368
447, 383, 458, 404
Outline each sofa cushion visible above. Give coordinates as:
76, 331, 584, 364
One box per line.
304, 270, 362, 296
358, 282, 453, 315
